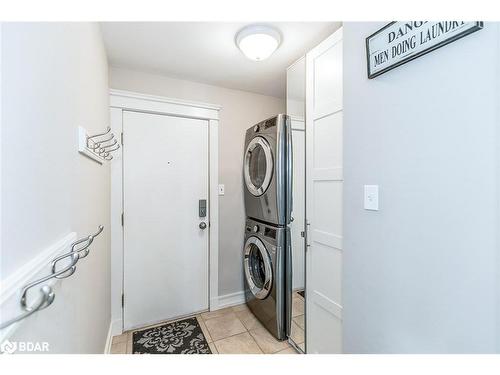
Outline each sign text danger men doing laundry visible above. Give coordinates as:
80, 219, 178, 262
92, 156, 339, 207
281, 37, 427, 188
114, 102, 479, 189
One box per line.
366, 21, 483, 79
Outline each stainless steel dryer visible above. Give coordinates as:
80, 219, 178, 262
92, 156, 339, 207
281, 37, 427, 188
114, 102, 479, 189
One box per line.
243, 218, 291, 340
243, 114, 292, 226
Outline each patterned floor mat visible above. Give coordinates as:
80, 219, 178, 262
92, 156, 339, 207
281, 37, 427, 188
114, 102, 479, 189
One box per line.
132, 317, 211, 354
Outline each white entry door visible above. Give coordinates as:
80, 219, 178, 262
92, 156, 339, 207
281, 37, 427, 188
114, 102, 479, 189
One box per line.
305, 27, 343, 353
123, 110, 209, 330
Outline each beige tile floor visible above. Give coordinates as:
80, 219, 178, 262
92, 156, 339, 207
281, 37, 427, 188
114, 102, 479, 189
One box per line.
110, 302, 300, 354
290, 292, 305, 352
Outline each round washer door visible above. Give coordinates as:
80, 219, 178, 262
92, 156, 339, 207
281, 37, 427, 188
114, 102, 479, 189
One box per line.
244, 136, 273, 196
244, 236, 273, 299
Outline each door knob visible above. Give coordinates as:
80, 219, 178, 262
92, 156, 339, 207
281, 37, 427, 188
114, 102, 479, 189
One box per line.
199, 222, 207, 230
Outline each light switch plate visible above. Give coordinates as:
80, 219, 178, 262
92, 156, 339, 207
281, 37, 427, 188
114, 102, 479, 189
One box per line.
364, 185, 379, 210
218, 184, 225, 196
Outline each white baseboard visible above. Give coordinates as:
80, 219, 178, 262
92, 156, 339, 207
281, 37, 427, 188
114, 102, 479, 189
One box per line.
209, 297, 219, 312
104, 319, 122, 354
216, 290, 245, 310
104, 321, 113, 354
110, 319, 122, 336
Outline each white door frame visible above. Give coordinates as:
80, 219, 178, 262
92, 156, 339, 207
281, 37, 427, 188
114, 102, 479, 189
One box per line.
109, 89, 221, 335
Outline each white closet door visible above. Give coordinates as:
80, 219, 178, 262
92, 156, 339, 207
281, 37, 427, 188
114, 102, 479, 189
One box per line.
305, 27, 343, 353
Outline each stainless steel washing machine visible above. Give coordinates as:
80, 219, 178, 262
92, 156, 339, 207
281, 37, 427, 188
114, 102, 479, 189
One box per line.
243, 218, 291, 340
243, 114, 292, 226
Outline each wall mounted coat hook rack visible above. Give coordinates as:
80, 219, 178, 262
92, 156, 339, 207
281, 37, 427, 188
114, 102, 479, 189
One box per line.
0, 226, 104, 330
78, 126, 120, 164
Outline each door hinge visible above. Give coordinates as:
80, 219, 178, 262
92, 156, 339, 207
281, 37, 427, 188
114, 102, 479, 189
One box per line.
121, 132, 124, 146
121, 293, 124, 308
121, 212, 124, 227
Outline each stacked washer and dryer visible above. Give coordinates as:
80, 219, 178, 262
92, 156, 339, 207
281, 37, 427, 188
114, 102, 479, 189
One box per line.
242, 114, 292, 341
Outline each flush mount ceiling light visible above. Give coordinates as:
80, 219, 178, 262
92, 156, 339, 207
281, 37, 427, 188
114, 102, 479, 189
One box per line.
236, 25, 281, 61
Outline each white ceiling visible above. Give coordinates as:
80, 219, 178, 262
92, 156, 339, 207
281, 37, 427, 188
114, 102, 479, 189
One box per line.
100, 22, 341, 98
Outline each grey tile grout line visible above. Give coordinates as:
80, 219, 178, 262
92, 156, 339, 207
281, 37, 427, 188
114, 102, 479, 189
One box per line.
196, 317, 214, 344
247, 330, 265, 354
198, 305, 258, 352
219, 311, 290, 354
202, 307, 275, 354
209, 314, 259, 353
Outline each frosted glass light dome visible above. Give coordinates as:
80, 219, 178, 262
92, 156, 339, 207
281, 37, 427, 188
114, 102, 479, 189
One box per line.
236, 25, 281, 61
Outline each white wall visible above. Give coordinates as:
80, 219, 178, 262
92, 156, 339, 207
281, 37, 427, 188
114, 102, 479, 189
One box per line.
1, 23, 110, 353
343, 22, 500, 353
287, 57, 305, 119
108, 67, 285, 297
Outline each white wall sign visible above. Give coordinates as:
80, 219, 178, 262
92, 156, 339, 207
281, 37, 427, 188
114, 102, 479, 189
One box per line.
366, 21, 483, 79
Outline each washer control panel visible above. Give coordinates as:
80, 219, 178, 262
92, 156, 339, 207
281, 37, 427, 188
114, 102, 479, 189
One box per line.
264, 227, 276, 239
245, 220, 279, 241
246, 224, 260, 233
